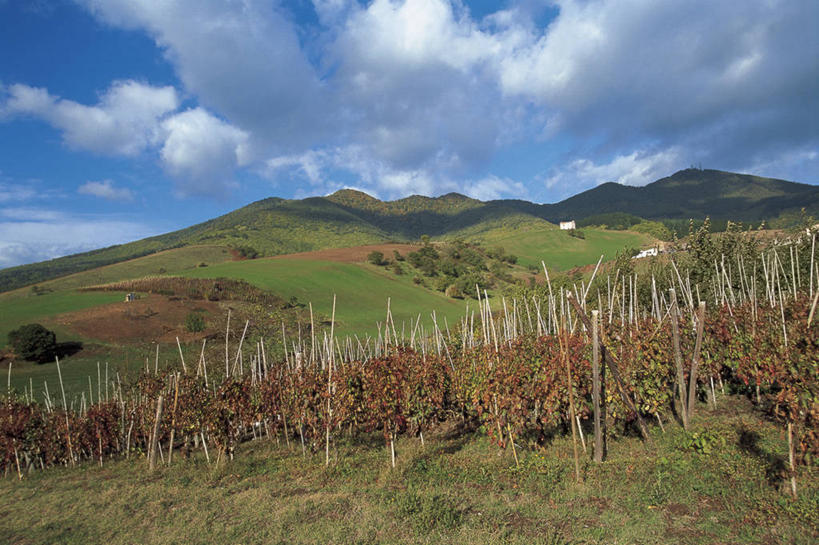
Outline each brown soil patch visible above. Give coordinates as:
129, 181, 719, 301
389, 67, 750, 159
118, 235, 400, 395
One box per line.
51, 294, 223, 345
272, 243, 421, 264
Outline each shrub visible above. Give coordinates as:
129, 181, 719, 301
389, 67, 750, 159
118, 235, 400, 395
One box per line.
8, 323, 57, 363
235, 246, 259, 259
367, 251, 386, 266
185, 312, 206, 333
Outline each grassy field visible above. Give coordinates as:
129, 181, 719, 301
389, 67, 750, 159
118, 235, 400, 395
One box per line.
1, 396, 815, 544
182, 258, 469, 337
0, 245, 233, 302
0, 291, 126, 350
471, 226, 654, 269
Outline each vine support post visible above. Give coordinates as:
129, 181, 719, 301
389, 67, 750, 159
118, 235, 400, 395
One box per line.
168, 374, 179, 467
390, 429, 396, 469
326, 294, 336, 467
567, 293, 651, 443
148, 395, 164, 472
686, 302, 706, 423
55, 356, 75, 467
669, 288, 688, 430
788, 421, 797, 499
560, 301, 581, 483
507, 424, 519, 468
591, 310, 605, 462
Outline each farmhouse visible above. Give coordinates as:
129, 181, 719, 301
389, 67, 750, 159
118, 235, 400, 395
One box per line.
559, 220, 576, 230
632, 248, 659, 259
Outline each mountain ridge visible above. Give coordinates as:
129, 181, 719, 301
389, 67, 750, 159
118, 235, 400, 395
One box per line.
2, 168, 817, 292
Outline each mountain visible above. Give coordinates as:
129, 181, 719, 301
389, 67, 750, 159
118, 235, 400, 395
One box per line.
543, 169, 819, 222
2, 169, 817, 292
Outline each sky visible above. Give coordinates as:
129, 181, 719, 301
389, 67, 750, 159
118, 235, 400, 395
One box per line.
0, 0, 817, 269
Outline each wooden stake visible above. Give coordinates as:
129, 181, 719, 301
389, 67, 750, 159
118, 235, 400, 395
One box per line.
567, 293, 651, 442
148, 395, 164, 471
686, 302, 706, 423
326, 294, 336, 467
560, 306, 581, 483
55, 357, 74, 467
176, 337, 187, 374
669, 289, 688, 430
591, 310, 605, 462
168, 374, 179, 466
788, 421, 798, 498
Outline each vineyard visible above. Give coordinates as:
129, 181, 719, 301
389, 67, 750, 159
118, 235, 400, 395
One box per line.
2, 227, 818, 507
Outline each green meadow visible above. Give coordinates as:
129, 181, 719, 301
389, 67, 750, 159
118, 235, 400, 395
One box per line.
182, 258, 469, 337
473, 226, 654, 269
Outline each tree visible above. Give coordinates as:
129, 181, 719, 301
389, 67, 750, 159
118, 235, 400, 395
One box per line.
185, 312, 206, 333
8, 323, 56, 363
367, 251, 386, 266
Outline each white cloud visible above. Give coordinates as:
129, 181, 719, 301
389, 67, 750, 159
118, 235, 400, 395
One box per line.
78, 180, 134, 202
25, 0, 819, 198
2, 80, 178, 156
159, 108, 249, 196
545, 147, 684, 194
81, 0, 325, 150
0, 210, 157, 269
0, 182, 36, 203
463, 175, 528, 201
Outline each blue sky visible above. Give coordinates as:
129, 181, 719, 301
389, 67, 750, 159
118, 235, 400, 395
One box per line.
1, 0, 817, 268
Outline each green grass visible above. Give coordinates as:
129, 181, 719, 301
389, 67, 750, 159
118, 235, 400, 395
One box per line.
0, 245, 233, 301
473, 226, 654, 269
0, 290, 126, 350
1, 396, 815, 544
182, 258, 468, 337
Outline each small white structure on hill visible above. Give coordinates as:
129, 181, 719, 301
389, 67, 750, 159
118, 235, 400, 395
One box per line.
559, 220, 576, 230
632, 248, 659, 259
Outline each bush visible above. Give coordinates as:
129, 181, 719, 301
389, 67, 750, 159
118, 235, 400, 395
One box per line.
8, 323, 57, 363
185, 312, 206, 333
235, 246, 259, 259
367, 251, 386, 266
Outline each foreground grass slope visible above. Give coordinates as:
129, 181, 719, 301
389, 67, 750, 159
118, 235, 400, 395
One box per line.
1, 397, 815, 544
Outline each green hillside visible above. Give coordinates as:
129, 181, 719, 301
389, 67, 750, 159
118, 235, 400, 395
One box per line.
3, 168, 815, 292
543, 168, 819, 223
472, 225, 654, 269
181, 258, 468, 337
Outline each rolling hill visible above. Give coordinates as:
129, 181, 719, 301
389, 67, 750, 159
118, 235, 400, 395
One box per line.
2, 168, 816, 292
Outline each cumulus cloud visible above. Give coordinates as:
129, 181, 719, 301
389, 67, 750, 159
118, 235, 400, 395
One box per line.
463, 175, 528, 201
2, 80, 178, 155
14, 0, 819, 199
78, 180, 134, 202
544, 147, 684, 196
0, 209, 157, 268
159, 108, 249, 197
81, 0, 325, 151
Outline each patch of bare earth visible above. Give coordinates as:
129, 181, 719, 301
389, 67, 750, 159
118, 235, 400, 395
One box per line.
51, 294, 222, 345
271, 243, 421, 264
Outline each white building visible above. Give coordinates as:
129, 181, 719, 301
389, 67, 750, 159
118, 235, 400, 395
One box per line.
559, 220, 576, 230
632, 248, 659, 259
